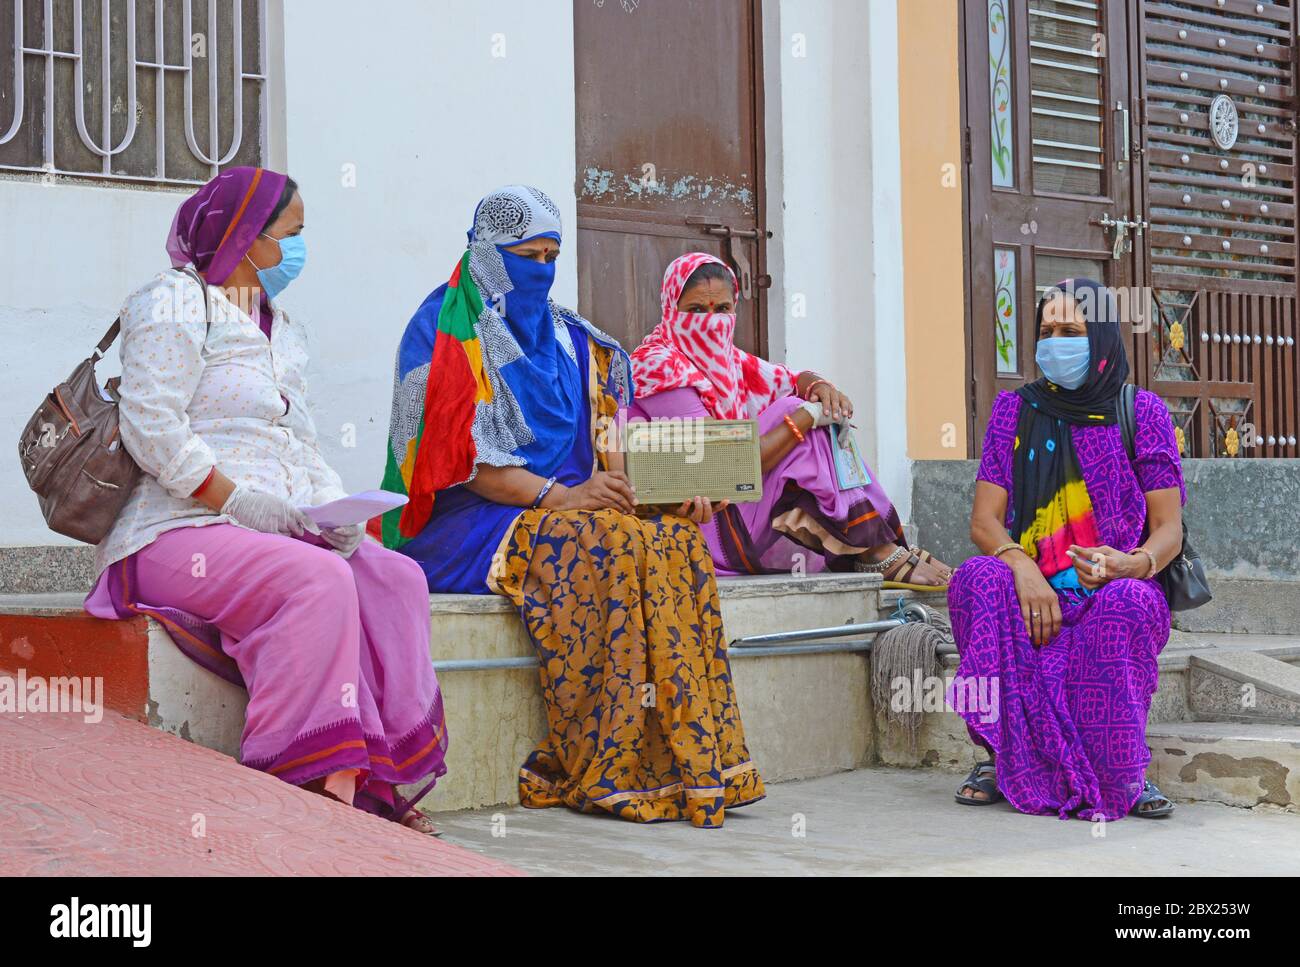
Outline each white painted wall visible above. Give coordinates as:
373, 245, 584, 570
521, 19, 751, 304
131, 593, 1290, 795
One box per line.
0, 0, 576, 548
765, 0, 912, 523
2, 0, 913, 550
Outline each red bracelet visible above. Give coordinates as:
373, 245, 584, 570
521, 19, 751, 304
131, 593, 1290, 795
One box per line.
803, 378, 830, 400
191, 466, 217, 499
782, 414, 806, 443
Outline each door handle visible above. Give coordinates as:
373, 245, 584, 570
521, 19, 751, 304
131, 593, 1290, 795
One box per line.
1115, 101, 1130, 168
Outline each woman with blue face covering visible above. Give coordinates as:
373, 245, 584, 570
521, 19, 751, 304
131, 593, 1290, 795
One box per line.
379, 186, 765, 827
946, 278, 1185, 820
84, 167, 449, 834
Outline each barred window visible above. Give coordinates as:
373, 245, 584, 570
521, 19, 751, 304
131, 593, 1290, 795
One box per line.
0, 0, 268, 186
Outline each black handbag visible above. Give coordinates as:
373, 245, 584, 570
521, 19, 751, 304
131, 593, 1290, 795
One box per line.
1117, 383, 1212, 611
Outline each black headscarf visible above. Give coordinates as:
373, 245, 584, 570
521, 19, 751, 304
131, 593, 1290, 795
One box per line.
1009, 279, 1131, 578
1017, 277, 1130, 424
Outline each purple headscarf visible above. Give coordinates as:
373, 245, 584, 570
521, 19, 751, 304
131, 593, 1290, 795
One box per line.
166, 166, 288, 285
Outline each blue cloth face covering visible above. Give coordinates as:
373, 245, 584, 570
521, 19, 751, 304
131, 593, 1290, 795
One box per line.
1035, 336, 1090, 390
250, 233, 306, 300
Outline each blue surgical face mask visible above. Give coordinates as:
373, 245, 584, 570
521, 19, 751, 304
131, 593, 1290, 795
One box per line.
248, 232, 306, 300
1035, 335, 1091, 389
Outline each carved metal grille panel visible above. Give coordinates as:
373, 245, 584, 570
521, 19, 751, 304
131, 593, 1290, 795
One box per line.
1139, 0, 1300, 457
1150, 287, 1297, 456
0, 0, 267, 186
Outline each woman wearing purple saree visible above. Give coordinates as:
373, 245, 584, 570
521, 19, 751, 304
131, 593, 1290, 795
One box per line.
948, 279, 1184, 821
83, 167, 448, 834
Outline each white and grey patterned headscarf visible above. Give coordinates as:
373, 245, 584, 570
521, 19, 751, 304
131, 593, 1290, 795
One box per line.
388, 185, 631, 485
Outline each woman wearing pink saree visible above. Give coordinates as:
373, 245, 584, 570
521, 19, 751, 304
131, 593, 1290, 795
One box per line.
629, 252, 952, 586
83, 167, 448, 834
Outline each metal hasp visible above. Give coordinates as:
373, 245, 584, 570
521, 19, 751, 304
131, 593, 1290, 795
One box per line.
685, 215, 771, 299
1093, 212, 1149, 260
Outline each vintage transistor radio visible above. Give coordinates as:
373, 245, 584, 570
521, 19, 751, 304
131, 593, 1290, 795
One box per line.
623, 418, 763, 505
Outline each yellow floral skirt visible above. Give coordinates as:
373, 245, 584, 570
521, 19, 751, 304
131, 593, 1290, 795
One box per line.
488, 508, 765, 827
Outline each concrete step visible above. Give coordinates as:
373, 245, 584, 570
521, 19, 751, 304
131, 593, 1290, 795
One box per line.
11, 581, 1297, 815
415, 572, 886, 808
1145, 721, 1300, 809
879, 586, 950, 617
0, 573, 891, 813
1172, 577, 1300, 636
1187, 649, 1300, 725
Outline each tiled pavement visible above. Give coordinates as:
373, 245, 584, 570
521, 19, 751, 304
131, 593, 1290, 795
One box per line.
0, 708, 522, 877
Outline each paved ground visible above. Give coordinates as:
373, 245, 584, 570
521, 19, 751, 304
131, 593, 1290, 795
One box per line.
432, 769, 1300, 876
0, 709, 521, 876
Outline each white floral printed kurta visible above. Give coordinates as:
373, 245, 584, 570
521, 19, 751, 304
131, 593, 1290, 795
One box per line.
96, 269, 347, 574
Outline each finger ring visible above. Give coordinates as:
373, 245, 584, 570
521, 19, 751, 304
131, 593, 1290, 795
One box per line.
1031, 610, 1041, 616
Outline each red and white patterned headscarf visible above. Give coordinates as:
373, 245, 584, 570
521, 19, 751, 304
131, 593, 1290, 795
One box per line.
630, 252, 797, 419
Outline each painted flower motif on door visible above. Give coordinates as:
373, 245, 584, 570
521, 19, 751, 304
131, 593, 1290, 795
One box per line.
987, 0, 1014, 188
994, 247, 1018, 373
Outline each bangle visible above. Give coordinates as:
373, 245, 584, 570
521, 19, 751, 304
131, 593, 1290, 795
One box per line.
992, 541, 1022, 558
532, 476, 557, 509
803, 378, 831, 400
1135, 547, 1158, 578
782, 414, 806, 443
191, 466, 217, 499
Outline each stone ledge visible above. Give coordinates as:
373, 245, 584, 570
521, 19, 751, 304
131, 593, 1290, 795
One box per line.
911, 458, 1300, 582
1146, 721, 1300, 808
1188, 650, 1300, 725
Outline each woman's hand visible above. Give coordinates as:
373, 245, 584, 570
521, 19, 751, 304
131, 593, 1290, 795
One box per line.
1067, 544, 1146, 590
672, 496, 727, 524
222, 485, 320, 537
321, 523, 365, 558
553, 471, 637, 514
1006, 553, 1061, 647
805, 380, 854, 422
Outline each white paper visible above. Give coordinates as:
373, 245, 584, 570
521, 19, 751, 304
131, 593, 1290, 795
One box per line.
301, 490, 408, 529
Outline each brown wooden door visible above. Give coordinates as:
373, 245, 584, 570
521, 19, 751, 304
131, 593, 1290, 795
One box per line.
963, 0, 1138, 453
573, 0, 767, 355
1134, 0, 1300, 459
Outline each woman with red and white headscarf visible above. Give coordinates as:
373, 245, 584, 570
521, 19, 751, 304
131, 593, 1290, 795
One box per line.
630, 252, 952, 587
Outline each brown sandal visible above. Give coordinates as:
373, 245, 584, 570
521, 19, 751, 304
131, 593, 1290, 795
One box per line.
912, 548, 954, 582
857, 545, 951, 591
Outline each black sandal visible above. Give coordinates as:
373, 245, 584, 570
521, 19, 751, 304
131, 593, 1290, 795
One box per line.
954, 762, 1003, 805
1131, 779, 1175, 818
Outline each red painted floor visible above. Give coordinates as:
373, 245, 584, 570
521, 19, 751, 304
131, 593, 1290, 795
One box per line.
0, 708, 522, 877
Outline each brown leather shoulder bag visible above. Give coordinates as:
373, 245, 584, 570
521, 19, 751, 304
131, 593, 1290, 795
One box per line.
17, 267, 208, 544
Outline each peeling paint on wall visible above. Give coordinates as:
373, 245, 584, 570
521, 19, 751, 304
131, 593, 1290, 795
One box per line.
1178, 752, 1292, 805
579, 166, 754, 212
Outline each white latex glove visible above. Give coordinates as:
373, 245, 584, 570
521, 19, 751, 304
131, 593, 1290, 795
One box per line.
798, 399, 836, 428
222, 485, 320, 537
321, 523, 365, 558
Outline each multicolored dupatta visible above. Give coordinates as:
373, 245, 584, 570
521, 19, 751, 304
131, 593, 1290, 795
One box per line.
373, 186, 630, 548
1010, 278, 1129, 591
374, 253, 491, 547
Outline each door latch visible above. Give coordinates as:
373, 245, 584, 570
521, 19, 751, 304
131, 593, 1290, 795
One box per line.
686, 216, 766, 299
1094, 212, 1148, 260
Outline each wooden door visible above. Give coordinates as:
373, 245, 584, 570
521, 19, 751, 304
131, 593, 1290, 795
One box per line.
573, 0, 768, 355
963, 0, 1138, 453
1134, 0, 1300, 458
